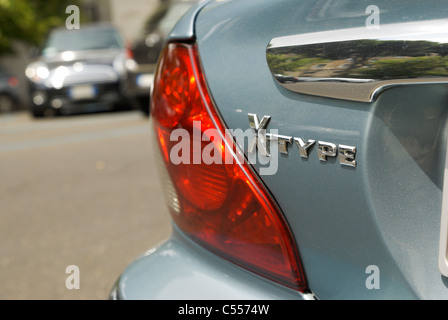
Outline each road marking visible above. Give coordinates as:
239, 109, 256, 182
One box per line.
0, 113, 21, 125
0, 125, 150, 153
0, 112, 144, 135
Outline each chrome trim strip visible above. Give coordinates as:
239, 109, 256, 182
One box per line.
267, 19, 448, 102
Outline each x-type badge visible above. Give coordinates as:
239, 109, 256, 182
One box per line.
248, 113, 357, 168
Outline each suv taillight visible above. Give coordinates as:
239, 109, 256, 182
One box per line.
8, 76, 18, 88
151, 42, 307, 291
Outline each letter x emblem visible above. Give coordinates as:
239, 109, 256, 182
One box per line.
248, 113, 271, 157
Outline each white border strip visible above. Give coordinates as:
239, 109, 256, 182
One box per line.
439, 137, 448, 276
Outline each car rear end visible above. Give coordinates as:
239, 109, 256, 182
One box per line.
112, 0, 448, 300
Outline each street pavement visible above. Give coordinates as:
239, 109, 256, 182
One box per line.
0, 110, 171, 299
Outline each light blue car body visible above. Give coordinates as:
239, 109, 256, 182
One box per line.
113, 0, 448, 300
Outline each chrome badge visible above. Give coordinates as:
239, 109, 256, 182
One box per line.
248, 113, 357, 168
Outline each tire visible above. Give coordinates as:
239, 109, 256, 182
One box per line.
0, 94, 14, 113
43, 108, 58, 117
138, 96, 150, 117
31, 108, 44, 118
31, 105, 52, 118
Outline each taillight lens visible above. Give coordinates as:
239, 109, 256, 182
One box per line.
151, 42, 307, 291
125, 40, 134, 60
8, 76, 18, 88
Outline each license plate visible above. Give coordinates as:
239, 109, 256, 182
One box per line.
136, 74, 154, 88
69, 85, 97, 100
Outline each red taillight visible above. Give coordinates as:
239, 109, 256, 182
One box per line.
151, 42, 307, 291
8, 76, 18, 88
126, 41, 135, 60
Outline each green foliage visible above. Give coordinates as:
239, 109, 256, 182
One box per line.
0, 0, 81, 55
266, 53, 329, 75
347, 56, 448, 79
268, 40, 448, 79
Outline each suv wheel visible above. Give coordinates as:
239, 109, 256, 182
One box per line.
0, 94, 14, 113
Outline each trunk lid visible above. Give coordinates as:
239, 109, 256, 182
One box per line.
194, 0, 448, 299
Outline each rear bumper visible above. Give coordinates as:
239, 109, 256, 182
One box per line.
110, 225, 314, 300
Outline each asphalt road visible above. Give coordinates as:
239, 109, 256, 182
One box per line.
0, 110, 171, 300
